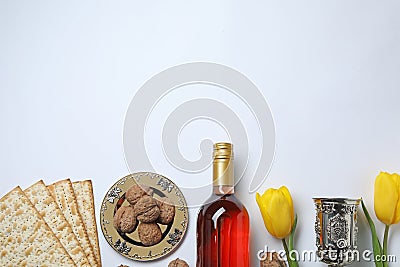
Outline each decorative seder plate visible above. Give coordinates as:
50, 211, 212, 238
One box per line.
100, 172, 189, 261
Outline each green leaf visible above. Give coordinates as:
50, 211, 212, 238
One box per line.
286, 215, 299, 267
289, 214, 298, 252
361, 200, 384, 267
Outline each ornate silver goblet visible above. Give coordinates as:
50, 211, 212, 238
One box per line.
313, 198, 361, 267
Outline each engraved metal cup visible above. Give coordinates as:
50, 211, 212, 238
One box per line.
313, 198, 361, 267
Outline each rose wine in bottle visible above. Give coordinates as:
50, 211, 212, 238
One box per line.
196, 143, 250, 267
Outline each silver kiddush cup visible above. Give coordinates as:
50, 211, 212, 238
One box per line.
313, 198, 361, 267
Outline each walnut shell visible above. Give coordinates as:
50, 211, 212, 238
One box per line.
156, 197, 175, 225
113, 206, 137, 233
260, 252, 286, 267
137, 222, 162, 246
125, 184, 154, 206
133, 195, 160, 223
168, 258, 189, 267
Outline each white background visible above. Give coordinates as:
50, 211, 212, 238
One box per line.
1, 1, 400, 266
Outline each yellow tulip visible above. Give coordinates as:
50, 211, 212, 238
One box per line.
374, 172, 400, 225
256, 186, 294, 239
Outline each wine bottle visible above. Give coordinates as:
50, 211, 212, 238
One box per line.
196, 142, 250, 267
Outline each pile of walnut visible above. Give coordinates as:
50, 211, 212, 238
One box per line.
260, 252, 287, 267
117, 258, 189, 267
168, 258, 189, 267
113, 184, 175, 246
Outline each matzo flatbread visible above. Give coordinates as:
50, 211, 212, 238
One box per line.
24, 180, 91, 267
0, 187, 76, 267
47, 179, 98, 267
73, 180, 102, 266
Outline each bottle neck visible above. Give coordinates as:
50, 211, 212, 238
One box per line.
212, 142, 235, 196
213, 185, 234, 195
213, 158, 234, 195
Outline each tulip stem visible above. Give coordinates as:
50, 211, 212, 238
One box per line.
383, 225, 390, 265
282, 238, 298, 267
282, 239, 291, 264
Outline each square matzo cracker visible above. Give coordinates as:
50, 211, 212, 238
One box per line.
73, 180, 102, 266
24, 180, 91, 267
0, 187, 76, 266
47, 179, 98, 267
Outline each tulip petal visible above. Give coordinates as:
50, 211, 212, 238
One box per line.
374, 172, 398, 225
280, 186, 295, 224
391, 173, 400, 224
256, 191, 277, 237
256, 186, 295, 239
266, 189, 291, 238
263, 207, 277, 237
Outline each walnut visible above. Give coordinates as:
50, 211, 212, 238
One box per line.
133, 195, 160, 223
168, 258, 189, 267
113, 206, 137, 233
156, 197, 175, 224
137, 222, 162, 246
125, 184, 154, 206
260, 252, 286, 267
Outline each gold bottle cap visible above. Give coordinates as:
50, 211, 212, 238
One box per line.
213, 142, 234, 160
213, 142, 234, 187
